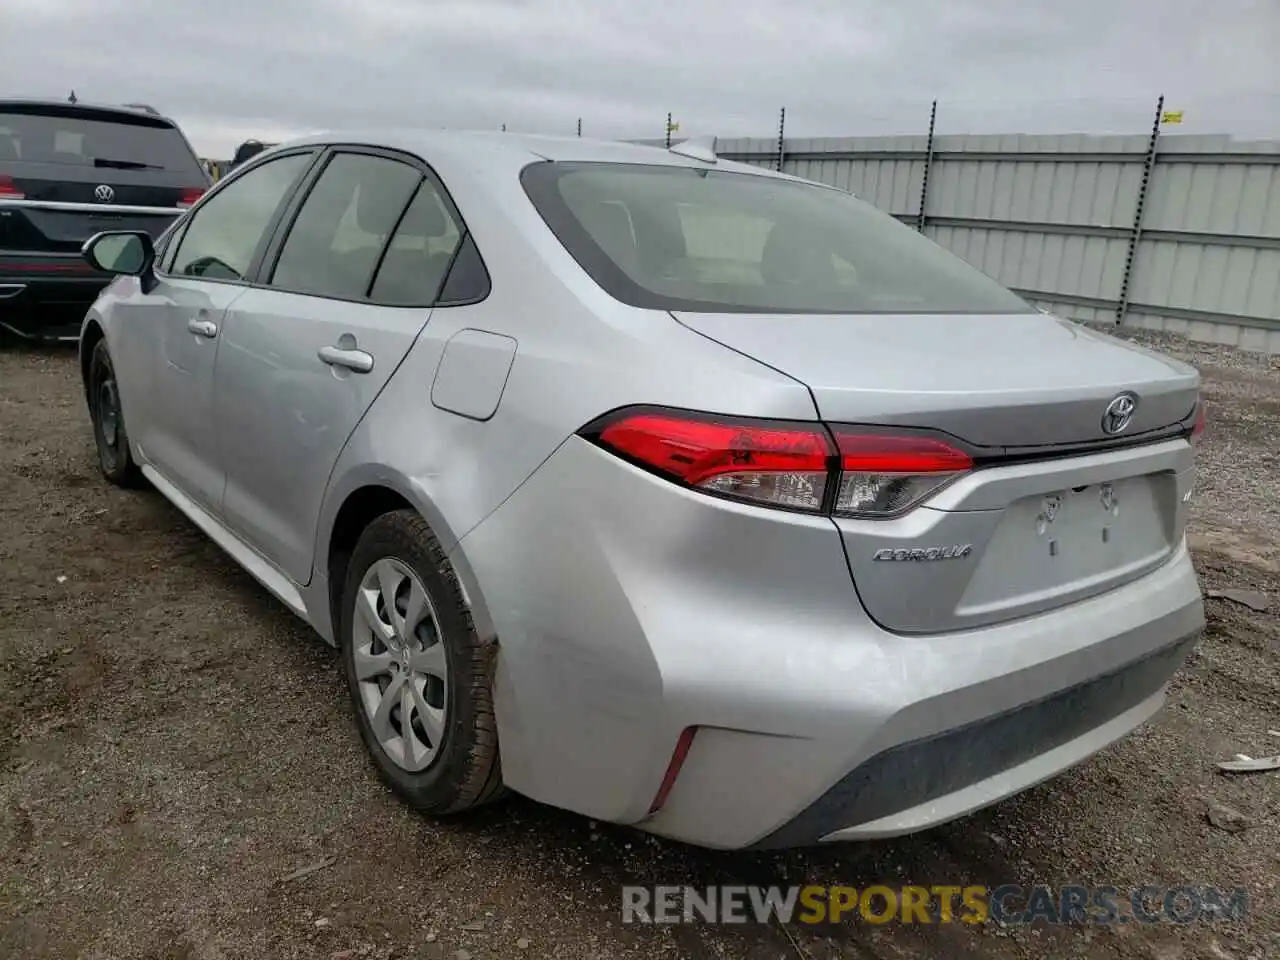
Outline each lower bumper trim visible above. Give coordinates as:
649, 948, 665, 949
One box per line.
752, 631, 1199, 849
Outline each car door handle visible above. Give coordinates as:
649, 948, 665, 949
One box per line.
318, 345, 374, 373
187, 318, 218, 338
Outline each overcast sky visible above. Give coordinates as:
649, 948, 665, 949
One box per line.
3, 0, 1277, 157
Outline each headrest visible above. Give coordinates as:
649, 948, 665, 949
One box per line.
384, 186, 447, 239
760, 220, 836, 287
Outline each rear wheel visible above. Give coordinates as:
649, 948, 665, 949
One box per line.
88, 340, 143, 487
340, 510, 505, 814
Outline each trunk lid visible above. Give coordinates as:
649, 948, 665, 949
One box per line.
673, 311, 1199, 447
674, 310, 1200, 634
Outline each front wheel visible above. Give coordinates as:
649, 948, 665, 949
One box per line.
340, 510, 505, 814
88, 340, 143, 487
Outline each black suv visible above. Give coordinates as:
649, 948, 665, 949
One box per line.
0, 99, 209, 340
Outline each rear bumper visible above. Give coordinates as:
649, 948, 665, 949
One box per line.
457, 437, 1205, 850
0, 265, 109, 339
752, 626, 1197, 846
650, 547, 1200, 850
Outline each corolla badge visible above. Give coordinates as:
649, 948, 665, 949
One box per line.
1101, 392, 1138, 435
873, 544, 973, 562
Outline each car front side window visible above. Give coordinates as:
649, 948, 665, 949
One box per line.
159, 217, 189, 273
152, 213, 188, 271
169, 152, 313, 282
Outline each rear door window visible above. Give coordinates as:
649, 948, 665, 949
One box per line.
520, 162, 1033, 315
368, 179, 465, 305
269, 152, 422, 301
169, 152, 313, 282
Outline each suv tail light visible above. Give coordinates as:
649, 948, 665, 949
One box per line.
585, 408, 973, 518
177, 187, 205, 208
0, 176, 24, 199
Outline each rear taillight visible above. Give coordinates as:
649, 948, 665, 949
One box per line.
1189, 401, 1206, 445
0, 176, 24, 199
177, 187, 205, 208
586, 408, 973, 518
834, 432, 973, 517
596, 412, 831, 512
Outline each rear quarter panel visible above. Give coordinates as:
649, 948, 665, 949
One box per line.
312, 147, 819, 637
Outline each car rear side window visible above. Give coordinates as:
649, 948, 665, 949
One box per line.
368, 179, 465, 305
435, 233, 491, 305
270, 153, 422, 301
0, 107, 204, 178
520, 162, 1034, 316
170, 153, 312, 282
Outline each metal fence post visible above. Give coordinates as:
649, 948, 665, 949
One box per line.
916, 99, 938, 232
775, 107, 787, 172
1116, 95, 1163, 325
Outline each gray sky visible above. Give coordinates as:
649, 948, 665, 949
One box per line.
3, 0, 1277, 157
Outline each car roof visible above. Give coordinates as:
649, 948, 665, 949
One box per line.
270, 128, 830, 188
0, 98, 180, 126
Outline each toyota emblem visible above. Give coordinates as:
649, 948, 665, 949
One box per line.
94, 184, 115, 202
1101, 392, 1138, 435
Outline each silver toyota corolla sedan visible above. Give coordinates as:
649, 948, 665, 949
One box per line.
76, 130, 1206, 849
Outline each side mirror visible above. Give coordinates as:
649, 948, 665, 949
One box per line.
82, 230, 155, 279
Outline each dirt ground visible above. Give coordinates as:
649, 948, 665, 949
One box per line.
1, 328, 1278, 960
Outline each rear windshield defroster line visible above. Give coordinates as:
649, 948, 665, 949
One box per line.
519, 160, 1035, 317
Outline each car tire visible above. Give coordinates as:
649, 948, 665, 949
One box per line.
88, 339, 144, 488
340, 509, 506, 814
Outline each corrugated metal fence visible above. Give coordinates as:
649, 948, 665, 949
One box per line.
713, 132, 1280, 352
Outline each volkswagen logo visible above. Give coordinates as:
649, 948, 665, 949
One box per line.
93, 184, 115, 202
1101, 392, 1139, 435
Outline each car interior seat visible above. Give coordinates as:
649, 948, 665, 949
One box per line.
369, 187, 457, 304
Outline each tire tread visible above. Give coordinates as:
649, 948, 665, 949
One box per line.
342, 509, 506, 815
88, 340, 145, 488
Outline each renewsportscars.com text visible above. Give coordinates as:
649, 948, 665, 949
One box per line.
621, 884, 1248, 926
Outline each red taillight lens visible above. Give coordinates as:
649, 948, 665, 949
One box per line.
586, 408, 975, 518
178, 187, 205, 208
833, 431, 973, 517
1190, 401, 1206, 444
0, 176, 24, 199
837, 433, 974, 473
596, 411, 833, 512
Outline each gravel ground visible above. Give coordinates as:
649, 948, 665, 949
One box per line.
1, 329, 1278, 960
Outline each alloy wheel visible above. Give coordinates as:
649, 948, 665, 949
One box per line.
351, 557, 450, 772
96, 376, 122, 470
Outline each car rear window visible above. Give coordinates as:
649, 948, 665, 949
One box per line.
520, 161, 1033, 315
0, 107, 204, 176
